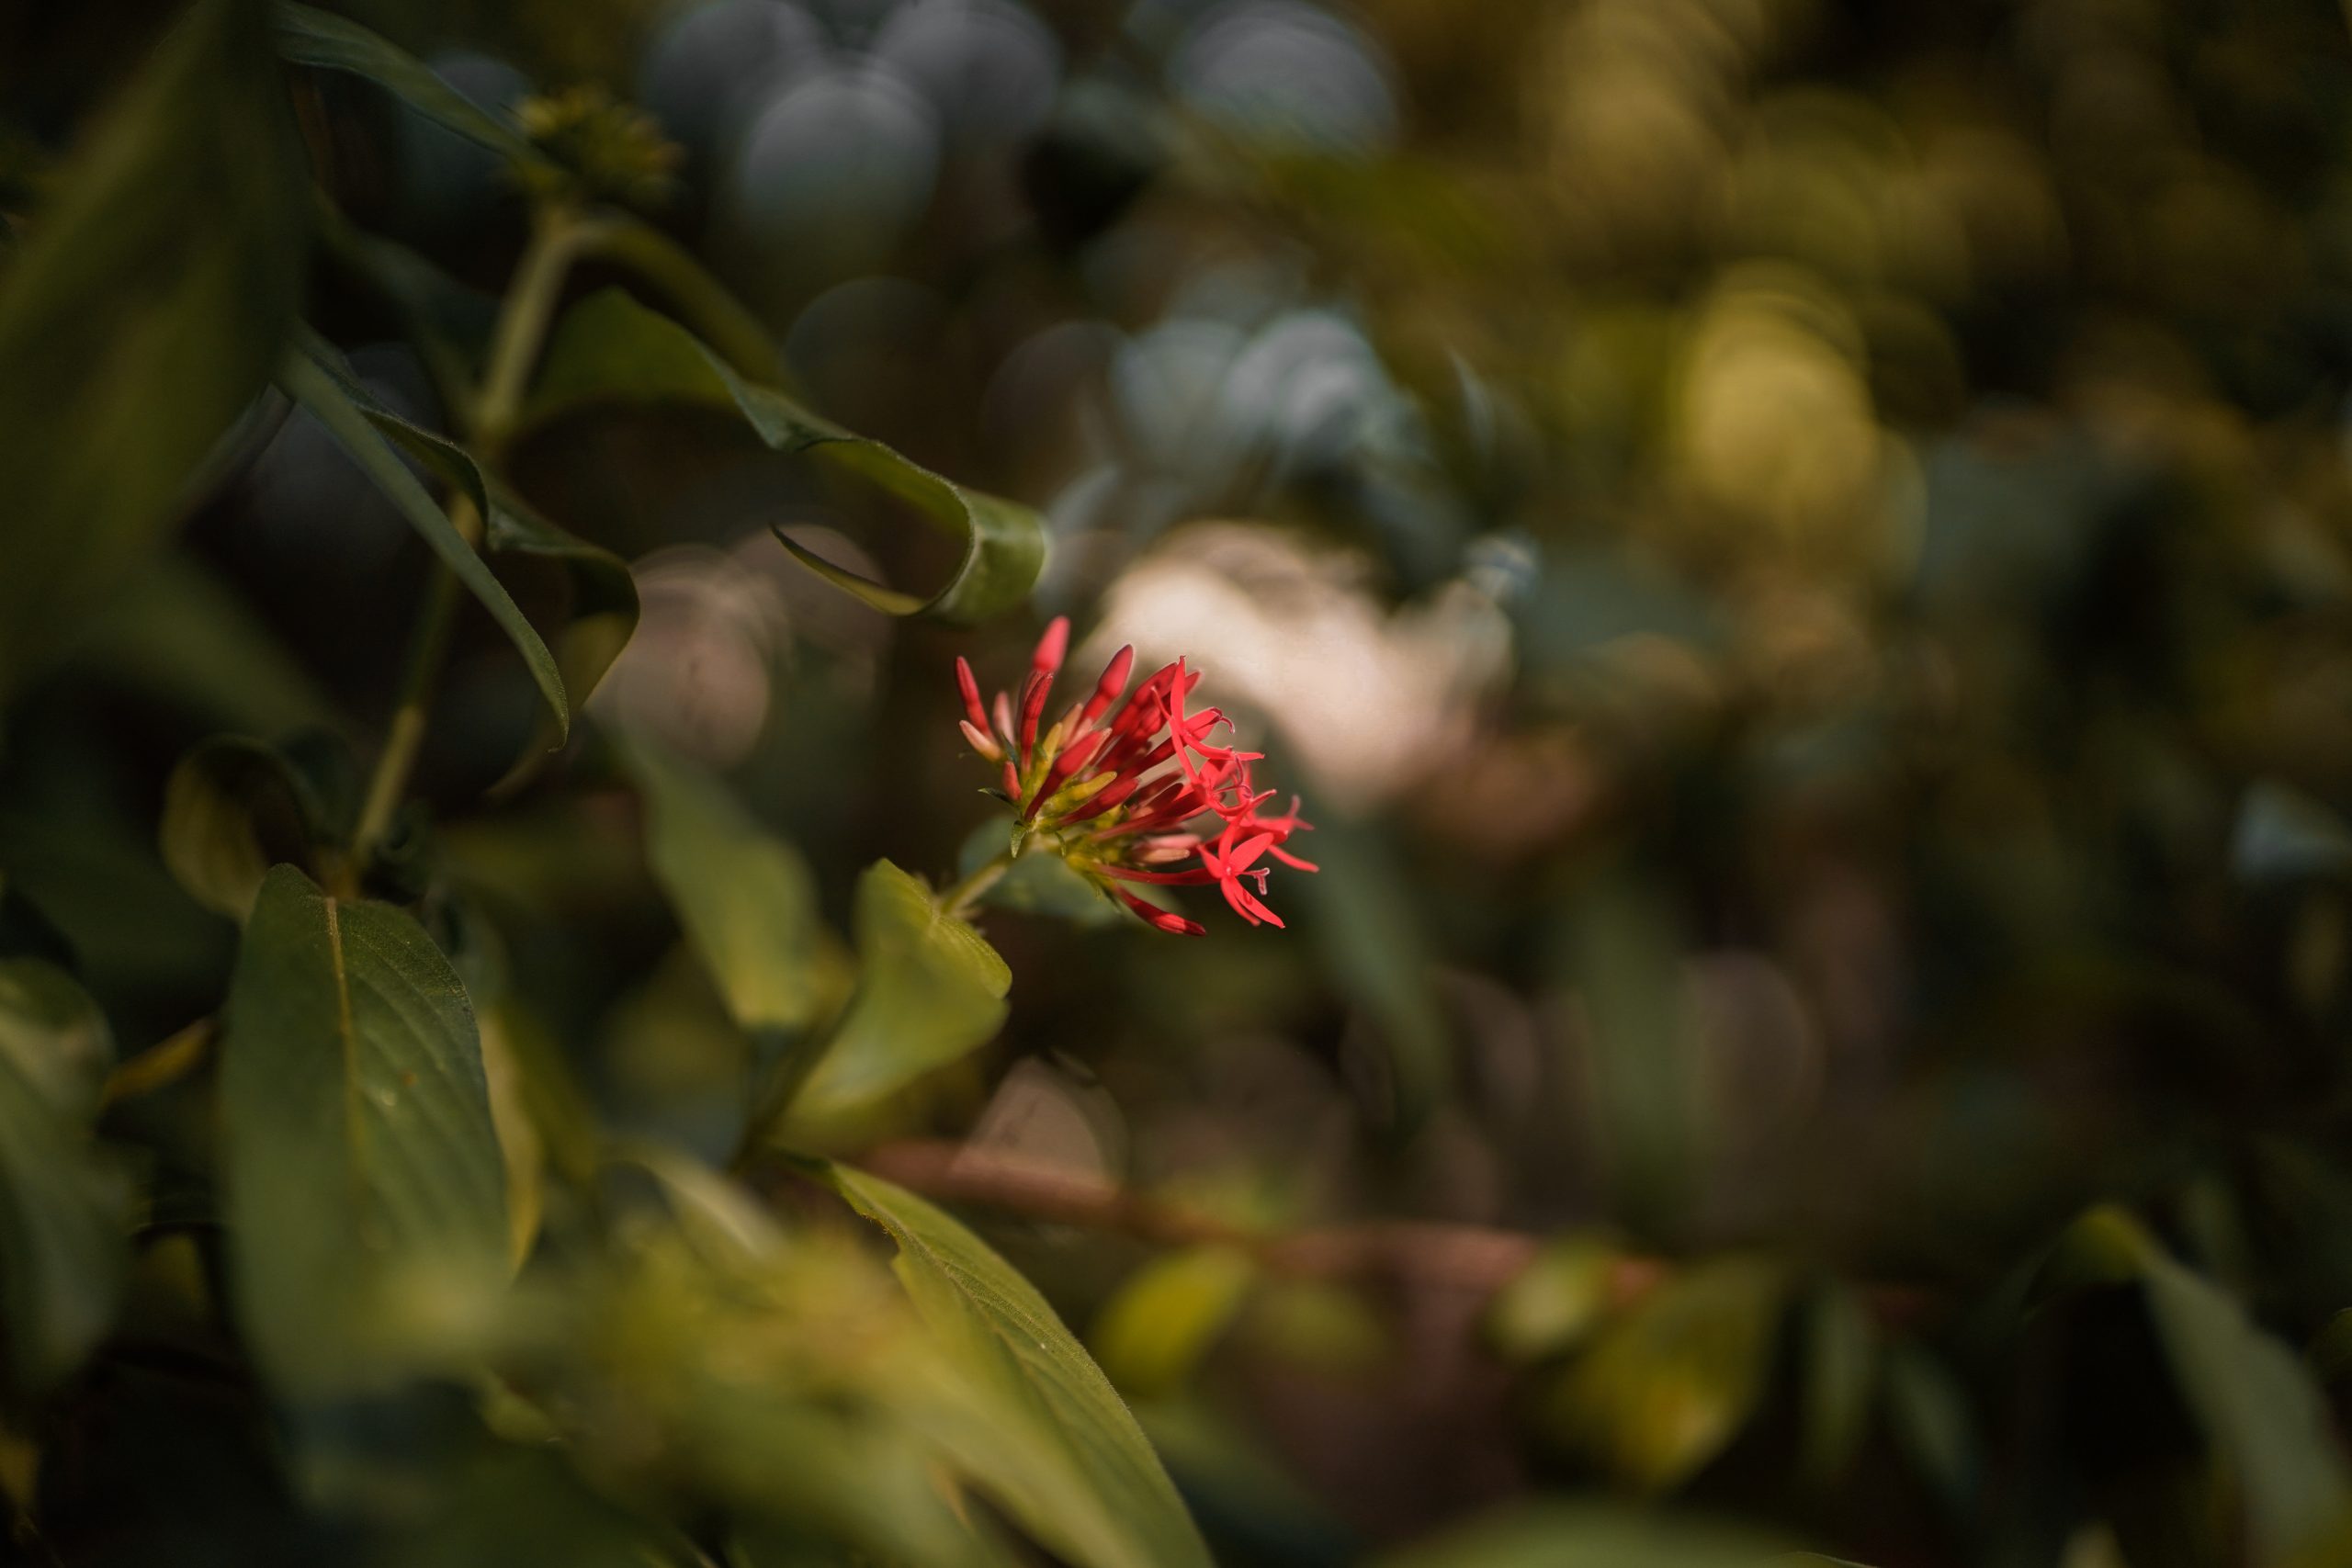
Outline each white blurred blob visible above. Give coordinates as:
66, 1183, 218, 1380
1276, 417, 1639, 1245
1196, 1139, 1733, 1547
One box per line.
874, 0, 1063, 145
1084, 523, 1510, 813
638, 0, 827, 168
1170, 1, 1398, 156
730, 62, 940, 264
591, 541, 793, 765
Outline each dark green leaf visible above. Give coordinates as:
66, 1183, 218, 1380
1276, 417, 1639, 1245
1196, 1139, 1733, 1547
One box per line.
0, 960, 127, 1398
220, 864, 509, 1399
790, 862, 1009, 1123
1300, 813, 1450, 1137
1545, 1258, 1788, 1494
295, 329, 639, 765
1883, 1345, 1974, 1508
76, 553, 340, 736
0, 0, 304, 696
525, 288, 1047, 625
957, 817, 1124, 925
158, 736, 330, 920
1799, 1281, 1876, 1485
277, 343, 571, 738
2143, 1253, 2351, 1562
1374, 1501, 1799, 1568
273, 3, 554, 175
615, 735, 844, 1066
817, 1161, 1215, 1568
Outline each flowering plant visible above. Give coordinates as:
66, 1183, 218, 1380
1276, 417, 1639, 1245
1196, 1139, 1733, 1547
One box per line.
948, 617, 1317, 933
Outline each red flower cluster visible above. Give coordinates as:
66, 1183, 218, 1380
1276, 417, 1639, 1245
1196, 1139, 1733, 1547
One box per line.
956, 618, 1317, 933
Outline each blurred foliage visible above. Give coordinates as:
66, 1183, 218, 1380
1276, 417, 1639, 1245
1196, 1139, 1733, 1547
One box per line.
7, 0, 2352, 1564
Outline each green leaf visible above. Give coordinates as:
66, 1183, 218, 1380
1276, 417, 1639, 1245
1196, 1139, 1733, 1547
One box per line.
817, 1161, 1215, 1568
75, 553, 340, 736
1486, 1235, 1622, 1363
2037, 1203, 2351, 1558
1883, 1345, 1974, 1508
790, 862, 1010, 1123
2143, 1252, 2352, 1562
615, 736, 843, 1067
277, 343, 571, 739
157, 736, 330, 920
1374, 1501, 1801, 1568
1090, 1246, 1257, 1398
525, 288, 1047, 624
294, 329, 639, 768
481, 499, 639, 784
957, 816, 1124, 924
273, 3, 554, 175
0, 961, 127, 1398
0, 0, 305, 697
220, 864, 509, 1399
1545, 1258, 1788, 1494
1298, 813, 1450, 1137
1798, 1281, 1876, 1486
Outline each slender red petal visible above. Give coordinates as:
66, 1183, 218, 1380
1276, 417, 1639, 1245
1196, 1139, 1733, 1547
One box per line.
955, 657, 989, 731
1031, 615, 1070, 678
1062, 773, 1139, 823
1114, 886, 1204, 936
1078, 645, 1135, 729
1018, 669, 1052, 760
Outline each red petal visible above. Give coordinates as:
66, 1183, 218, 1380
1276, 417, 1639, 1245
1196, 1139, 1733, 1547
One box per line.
1114, 886, 1204, 936
954, 657, 989, 731
1031, 615, 1069, 678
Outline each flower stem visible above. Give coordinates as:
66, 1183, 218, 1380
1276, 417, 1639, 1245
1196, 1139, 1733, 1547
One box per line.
938, 854, 1014, 920
345, 203, 587, 888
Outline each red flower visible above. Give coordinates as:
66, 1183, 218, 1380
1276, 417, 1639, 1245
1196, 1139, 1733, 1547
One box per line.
955, 617, 1316, 934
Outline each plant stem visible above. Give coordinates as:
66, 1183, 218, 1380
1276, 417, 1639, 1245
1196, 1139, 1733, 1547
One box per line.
938, 853, 1014, 920
345, 204, 586, 887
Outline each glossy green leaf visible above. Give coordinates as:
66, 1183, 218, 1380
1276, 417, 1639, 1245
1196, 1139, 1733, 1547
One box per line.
157, 736, 329, 920
819, 1161, 1215, 1568
615, 736, 843, 1067
525, 288, 1047, 624
220, 864, 509, 1399
1090, 1246, 1257, 1397
0, 0, 304, 697
790, 862, 1010, 1123
273, 3, 554, 175
1546, 1258, 1788, 1494
277, 344, 571, 738
0, 960, 127, 1398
